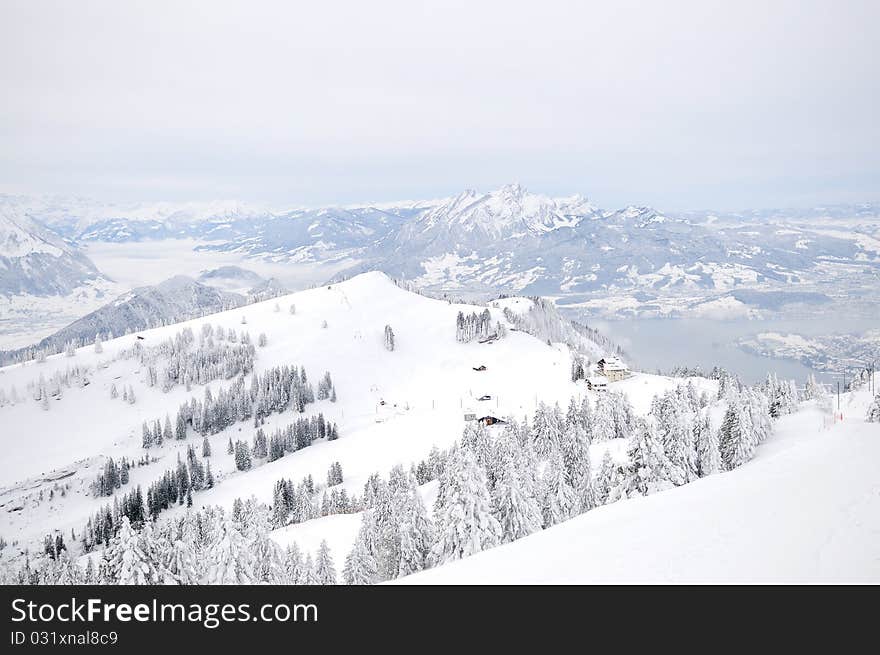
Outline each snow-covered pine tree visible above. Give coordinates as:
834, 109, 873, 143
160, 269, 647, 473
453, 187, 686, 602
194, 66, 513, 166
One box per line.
532, 402, 564, 459
650, 389, 693, 485
570, 354, 585, 382
164, 539, 199, 584
314, 540, 337, 585
396, 484, 435, 578
384, 325, 395, 352
867, 393, 880, 422
206, 519, 254, 584
540, 452, 577, 528
559, 420, 594, 513
719, 393, 755, 471
283, 543, 303, 584
429, 448, 502, 566
693, 411, 721, 477
344, 523, 378, 585
492, 459, 542, 543
593, 450, 615, 506
614, 419, 676, 498
301, 553, 317, 585
592, 394, 615, 442
102, 517, 159, 585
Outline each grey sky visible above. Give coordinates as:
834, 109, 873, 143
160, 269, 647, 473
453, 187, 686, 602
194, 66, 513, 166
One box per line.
1, 0, 878, 210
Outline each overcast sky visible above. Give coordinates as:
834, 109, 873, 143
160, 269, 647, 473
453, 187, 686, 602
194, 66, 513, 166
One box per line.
1, 0, 878, 210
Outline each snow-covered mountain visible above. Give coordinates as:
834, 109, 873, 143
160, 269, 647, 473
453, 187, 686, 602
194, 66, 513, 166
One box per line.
0, 273, 286, 364
0, 272, 620, 551
0, 271, 874, 585
0, 206, 108, 296
395, 184, 601, 245
193, 186, 880, 306
5, 188, 880, 318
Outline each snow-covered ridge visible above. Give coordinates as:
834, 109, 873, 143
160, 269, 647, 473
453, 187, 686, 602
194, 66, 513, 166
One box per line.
0, 271, 632, 555
0, 206, 108, 297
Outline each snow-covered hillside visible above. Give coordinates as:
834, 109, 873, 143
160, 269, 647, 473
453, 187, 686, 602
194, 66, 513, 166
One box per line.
398, 388, 880, 584
1, 271, 874, 585
0, 272, 643, 552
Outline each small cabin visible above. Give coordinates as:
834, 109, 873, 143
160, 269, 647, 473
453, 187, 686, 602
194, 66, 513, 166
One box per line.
586, 376, 609, 392
597, 356, 629, 382
477, 415, 505, 427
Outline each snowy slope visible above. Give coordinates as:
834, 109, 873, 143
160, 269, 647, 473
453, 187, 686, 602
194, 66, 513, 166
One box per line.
0, 276, 250, 364
0, 206, 108, 296
398, 391, 880, 584
0, 271, 699, 556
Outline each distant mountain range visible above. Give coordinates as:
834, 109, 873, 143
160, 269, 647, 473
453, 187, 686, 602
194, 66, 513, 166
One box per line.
2, 186, 879, 319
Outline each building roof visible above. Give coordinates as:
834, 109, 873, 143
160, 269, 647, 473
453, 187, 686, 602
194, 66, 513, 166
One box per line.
599, 356, 628, 371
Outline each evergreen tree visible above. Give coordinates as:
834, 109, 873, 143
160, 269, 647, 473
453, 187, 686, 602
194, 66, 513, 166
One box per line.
301, 553, 317, 585
283, 544, 303, 584
384, 325, 395, 351
867, 393, 880, 423
396, 484, 435, 577
343, 523, 378, 585
540, 453, 577, 528
493, 460, 542, 543
593, 450, 615, 506
693, 411, 721, 477
206, 519, 254, 584
429, 448, 502, 566
103, 517, 159, 584
719, 393, 755, 471
314, 540, 337, 585
615, 420, 676, 498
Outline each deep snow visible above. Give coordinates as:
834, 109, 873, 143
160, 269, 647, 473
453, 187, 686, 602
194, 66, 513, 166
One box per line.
1, 271, 698, 557
397, 390, 880, 584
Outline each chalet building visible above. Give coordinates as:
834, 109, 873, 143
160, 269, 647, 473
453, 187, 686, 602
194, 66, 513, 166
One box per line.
597, 356, 629, 382
586, 376, 609, 392
477, 415, 505, 426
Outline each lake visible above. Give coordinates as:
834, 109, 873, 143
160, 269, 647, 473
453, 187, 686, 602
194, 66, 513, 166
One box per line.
578, 316, 878, 385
